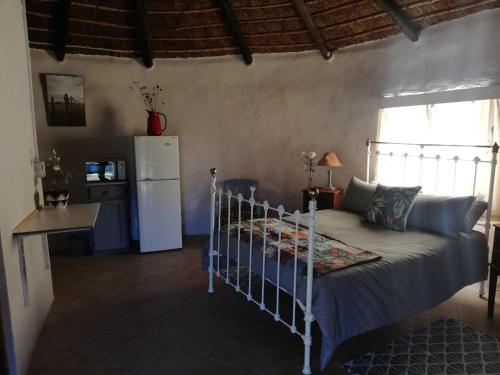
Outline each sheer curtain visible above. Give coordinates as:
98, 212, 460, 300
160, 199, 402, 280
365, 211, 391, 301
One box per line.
376, 99, 500, 213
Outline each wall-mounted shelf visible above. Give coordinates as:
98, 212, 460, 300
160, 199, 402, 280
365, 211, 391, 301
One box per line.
12, 203, 100, 306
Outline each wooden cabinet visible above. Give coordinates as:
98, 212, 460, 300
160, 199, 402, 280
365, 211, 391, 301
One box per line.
302, 188, 343, 212
87, 182, 129, 253
488, 224, 500, 319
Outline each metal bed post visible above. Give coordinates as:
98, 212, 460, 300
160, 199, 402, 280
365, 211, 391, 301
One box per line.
366, 139, 371, 183
208, 168, 217, 294
302, 188, 318, 375
247, 186, 256, 301
481, 142, 499, 296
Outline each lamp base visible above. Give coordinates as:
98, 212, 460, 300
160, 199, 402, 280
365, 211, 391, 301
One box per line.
327, 170, 336, 190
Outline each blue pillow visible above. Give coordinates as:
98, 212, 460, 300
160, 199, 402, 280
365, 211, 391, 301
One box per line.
462, 200, 488, 233
406, 194, 476, 238
365, 184, 421, 232
341, 177, 376, 215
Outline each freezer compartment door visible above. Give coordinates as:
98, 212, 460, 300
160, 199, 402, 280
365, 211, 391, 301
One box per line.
137, 179, 182, 252
134, 136, 179, 181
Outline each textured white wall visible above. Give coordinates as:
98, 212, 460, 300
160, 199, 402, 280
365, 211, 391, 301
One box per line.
0, 1, 54, 374
30, 9, 500, 235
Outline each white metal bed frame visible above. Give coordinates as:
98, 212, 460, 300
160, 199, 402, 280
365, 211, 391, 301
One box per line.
207, 140, 498, 374
207, 167, 319, 374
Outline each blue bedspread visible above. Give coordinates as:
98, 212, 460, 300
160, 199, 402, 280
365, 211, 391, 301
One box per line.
202, 209, 488, 369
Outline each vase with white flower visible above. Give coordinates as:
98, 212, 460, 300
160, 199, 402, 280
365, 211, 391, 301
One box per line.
300, 151, 317, 188
44, 149, 72, 209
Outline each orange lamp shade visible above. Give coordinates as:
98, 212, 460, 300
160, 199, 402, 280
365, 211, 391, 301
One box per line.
317, 152, 342, 167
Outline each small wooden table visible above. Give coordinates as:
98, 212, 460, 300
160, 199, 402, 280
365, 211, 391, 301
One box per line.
12, 203, 100, 306
302, 187, 343, 212
488, 224, 500, 319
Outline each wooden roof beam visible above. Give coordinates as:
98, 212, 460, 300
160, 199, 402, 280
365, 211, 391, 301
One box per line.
215, 0, 253, 65
373, 0, 420, 42
54, 0, 71, 61
290, 0, 333, 60
134, 0, 153, 68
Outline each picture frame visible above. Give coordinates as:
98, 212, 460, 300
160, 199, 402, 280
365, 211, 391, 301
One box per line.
43, 74, 86, 127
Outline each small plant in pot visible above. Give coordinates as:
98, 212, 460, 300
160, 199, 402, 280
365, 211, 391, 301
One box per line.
44, 149, 72, 209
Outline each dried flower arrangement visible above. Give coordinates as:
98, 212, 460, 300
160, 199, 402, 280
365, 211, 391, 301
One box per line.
300, 151, 317, 188
130, 81, 166, 112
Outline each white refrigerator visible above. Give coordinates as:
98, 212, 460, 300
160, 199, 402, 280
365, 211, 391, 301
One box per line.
134, 136, 182, 252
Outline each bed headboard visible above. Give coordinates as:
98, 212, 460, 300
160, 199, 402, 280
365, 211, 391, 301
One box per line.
366, 139, 499, 235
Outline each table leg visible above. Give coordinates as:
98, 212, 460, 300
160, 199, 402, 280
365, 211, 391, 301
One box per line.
488, 268, 497, 320
17, 237, 30, 307
87, 229, 94, 256
41, 234, 50, 270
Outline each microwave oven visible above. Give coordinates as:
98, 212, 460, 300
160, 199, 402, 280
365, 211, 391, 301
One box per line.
85, 160, 126, 182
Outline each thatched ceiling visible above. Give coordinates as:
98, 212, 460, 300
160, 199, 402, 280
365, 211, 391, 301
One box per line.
26, 0, 500, 66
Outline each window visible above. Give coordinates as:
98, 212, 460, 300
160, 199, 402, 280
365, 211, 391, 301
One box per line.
375, 99, 500, 212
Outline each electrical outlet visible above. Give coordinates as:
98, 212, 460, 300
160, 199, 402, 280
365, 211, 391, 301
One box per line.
34, 161, 46, 178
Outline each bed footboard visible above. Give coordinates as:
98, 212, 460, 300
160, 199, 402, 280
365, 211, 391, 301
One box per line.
207, 168, 318, 375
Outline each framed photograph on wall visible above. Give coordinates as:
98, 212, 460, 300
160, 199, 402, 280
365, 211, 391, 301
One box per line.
43, 74, 86, 127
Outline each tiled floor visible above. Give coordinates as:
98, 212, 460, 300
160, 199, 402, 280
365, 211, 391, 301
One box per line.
29, 236, 500, 375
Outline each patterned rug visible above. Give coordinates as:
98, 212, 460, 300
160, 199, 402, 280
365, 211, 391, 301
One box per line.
343, 318, 500, 375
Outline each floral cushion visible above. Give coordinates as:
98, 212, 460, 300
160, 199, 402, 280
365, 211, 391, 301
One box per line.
365, 184, 421, 231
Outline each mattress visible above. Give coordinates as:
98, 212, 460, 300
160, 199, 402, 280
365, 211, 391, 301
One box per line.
203, 209, 488, 369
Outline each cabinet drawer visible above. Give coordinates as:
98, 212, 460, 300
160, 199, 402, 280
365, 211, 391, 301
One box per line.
89, 185, 126, 200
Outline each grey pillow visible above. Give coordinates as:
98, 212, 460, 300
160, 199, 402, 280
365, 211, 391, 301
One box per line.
406, 194, 476, 238
341, 177, 376, 215
462, 200, 488, 233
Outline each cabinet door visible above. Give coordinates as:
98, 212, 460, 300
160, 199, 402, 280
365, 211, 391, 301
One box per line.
316, 192, 334, 210
93, 199, 129, 252
137, 179, 182, 252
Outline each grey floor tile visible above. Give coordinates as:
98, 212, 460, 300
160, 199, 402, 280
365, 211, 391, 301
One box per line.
94, 309, 158, 337
173, 325, 228, 358
163, 300, 215, 325
105, 338, 167, 374
211, 335, 297, 375
143, 348, 203, 375
29, 347, 96, 375
135, 294, 182, 317
138, 316, 192, 346
84, 362, 136, 375
70, 327, 130, 361
193, 359, 249, 375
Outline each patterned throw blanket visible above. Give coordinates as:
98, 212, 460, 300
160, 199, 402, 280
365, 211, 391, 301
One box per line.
229, 218, 381, 276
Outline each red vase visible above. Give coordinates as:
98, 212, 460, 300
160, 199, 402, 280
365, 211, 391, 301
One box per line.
147, 110, 167, 136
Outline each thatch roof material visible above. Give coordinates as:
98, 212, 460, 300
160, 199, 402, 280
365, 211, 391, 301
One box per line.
27, 0, 500, 65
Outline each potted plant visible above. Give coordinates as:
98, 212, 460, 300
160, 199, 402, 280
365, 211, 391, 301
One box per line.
44, 149, 72, 209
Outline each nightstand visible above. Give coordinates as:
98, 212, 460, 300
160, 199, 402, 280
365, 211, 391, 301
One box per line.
488, 224, 500, 319
302, 187, 343, 212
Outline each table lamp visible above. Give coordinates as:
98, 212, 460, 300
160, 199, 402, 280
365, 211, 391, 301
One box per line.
317, 152, 342, 190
